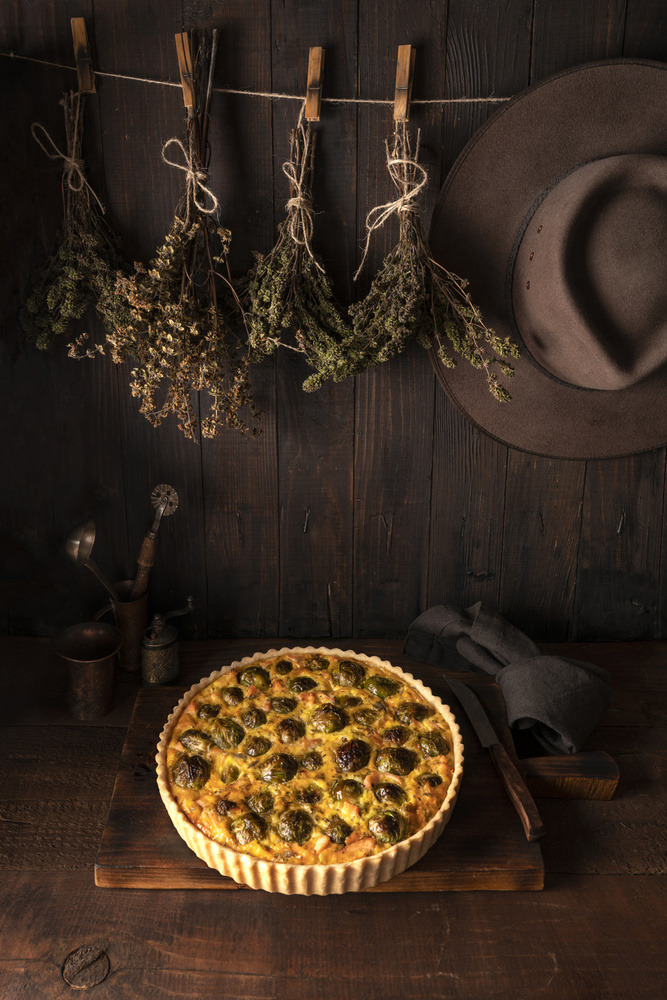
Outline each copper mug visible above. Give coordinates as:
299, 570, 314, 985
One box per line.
94, 580, 148, 673
55, 622, 121, 720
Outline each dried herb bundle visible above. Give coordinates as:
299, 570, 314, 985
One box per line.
19, 91, 128, 353
109, 31, 260, 439
348, 121, 519, 400
243, 109, 351, 392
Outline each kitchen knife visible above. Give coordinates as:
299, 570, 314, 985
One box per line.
445, 675, 545, 842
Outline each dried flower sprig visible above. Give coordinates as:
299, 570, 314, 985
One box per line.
108, 31, 260, 439
243, 107, 351, 392
348, 121, 520, 400
19, 91, 129, 353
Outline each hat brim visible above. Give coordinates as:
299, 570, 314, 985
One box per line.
429, 59, 667, 460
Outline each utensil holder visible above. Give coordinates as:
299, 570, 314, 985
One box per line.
94, 580, 148, 673
54, 622, 121, 720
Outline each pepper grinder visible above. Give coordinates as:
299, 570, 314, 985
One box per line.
141, 596, 194, 685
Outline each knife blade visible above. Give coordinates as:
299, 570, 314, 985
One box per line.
444, 675, 545, 842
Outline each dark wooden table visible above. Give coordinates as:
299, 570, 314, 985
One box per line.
1, 637, 665, 999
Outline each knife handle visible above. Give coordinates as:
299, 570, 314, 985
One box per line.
489, 742, 545, 841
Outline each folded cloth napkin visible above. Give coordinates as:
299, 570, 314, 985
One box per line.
403, 602, 612, 754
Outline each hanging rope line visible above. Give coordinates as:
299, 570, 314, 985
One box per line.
1, 50, 513, 105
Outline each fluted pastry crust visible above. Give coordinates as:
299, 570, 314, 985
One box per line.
156, 647, 463, 894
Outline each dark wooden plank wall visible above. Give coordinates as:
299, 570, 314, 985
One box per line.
1, 0, 666, 643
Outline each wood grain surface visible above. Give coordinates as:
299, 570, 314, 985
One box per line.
0, 870, 665, 1000
2, 0, 667, 644
1, 637, 665, 1000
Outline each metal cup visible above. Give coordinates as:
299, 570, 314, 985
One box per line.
54, 622, 121, 720
94, 580, 148, 673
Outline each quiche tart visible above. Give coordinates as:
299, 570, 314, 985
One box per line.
156, 647, 463, 894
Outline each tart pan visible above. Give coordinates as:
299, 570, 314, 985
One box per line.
155, 646, 464, 895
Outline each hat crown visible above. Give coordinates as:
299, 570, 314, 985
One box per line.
512, 154, 667, 390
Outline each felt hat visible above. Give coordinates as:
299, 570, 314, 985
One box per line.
429, 59, 667, 459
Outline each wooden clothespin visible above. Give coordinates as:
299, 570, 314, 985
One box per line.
71, 17, 96, 94
175, 31, 195, 110
304, 46, 325, 122
394, 44, 415, 121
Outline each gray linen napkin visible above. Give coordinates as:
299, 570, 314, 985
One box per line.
403, 602, 612, 754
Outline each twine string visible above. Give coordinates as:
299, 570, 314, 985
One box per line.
282, 103, 323, 270
2, 51, 513, 105
161, 136, 219, 217
353, 125, 428, 281
30, 113, 105, 214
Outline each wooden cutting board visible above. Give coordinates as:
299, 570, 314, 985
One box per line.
95, 674, 545, 891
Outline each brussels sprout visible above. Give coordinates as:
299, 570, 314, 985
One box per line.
364, 674, 402, 699
332, 659, 366, 687
375, 746, 418, 776
374, 782, 407, 805
300, 750, 324, 771
305, 654, 330, 671
310, 704, 348, 734
231, 812, 266, 846
331, 778, 363, 802
277, 809, 314, 844
259, 752, 299, 783
211, 717, 245, 749
221, 762, 240, 783
244, 735, 272, 758
288, 676, 318, 693
238, 666, 271, 690
274, 658, 293, 675
276, 717, 306, 743
368, 810, 406, 844
419, 732, 449, 757
270, 696, 298, 714
335, 739, 371, 772
336, 694, 362, 708
178, 728, 213, 754
197, 703, 220, 720
214, 797, 238, 816
353, 707, 379, 727
382, 726, 409, 746
242, 707, 267, 729
322, 816, 353, 845
417, 772, 443, 790
222, 686, 244, 707
296, 784, 322, 805
172, 754, 209, 790
395, 701, 432, 724
246, 790, 274, 816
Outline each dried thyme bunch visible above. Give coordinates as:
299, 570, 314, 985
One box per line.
348, 121, 519, 400
243, 108, 351, 392
19, 91, 129, 353
109, 31, 260, 439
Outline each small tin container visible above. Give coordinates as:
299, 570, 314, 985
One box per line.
141, 597, 194, 685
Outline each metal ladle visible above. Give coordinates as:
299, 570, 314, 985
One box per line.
65, 520, 119, 604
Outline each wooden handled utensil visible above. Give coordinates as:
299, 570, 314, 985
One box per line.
444, 674, 545, 841
128, 485, 179, 600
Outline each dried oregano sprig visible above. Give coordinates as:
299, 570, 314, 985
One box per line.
108, 31, 260, 439
348, 121, 519, 400
19, 91, 130, 353
243, 107, 351, 392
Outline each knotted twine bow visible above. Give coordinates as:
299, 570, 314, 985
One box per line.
281, 104, 323, 272
353, 123, 428, 281
31, 98, 105, 215
161, 136, 219, 220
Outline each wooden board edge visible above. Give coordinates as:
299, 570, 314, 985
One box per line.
94, 863, 545, 892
